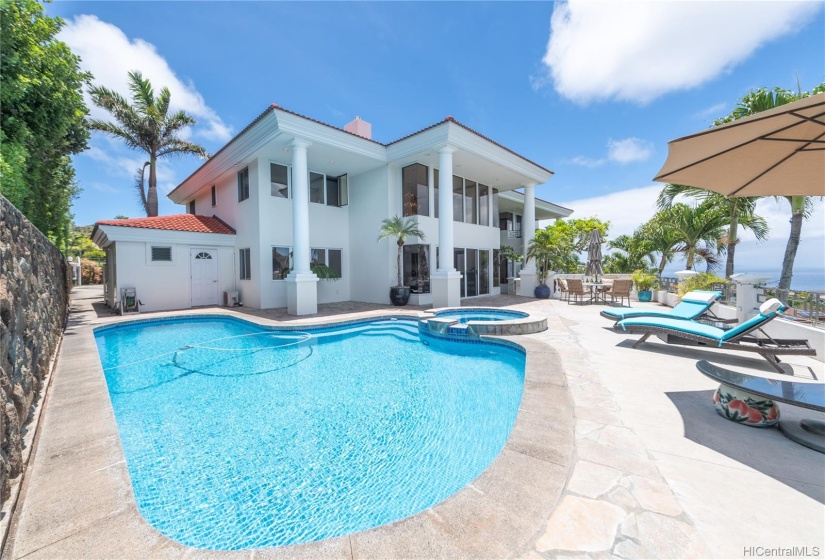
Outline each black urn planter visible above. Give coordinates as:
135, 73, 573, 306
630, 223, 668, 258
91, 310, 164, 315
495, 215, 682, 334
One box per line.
534, 283, 551, 299
389, 286, 411, 306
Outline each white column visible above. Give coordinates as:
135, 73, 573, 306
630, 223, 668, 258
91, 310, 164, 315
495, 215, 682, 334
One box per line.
519, 183, 539, 297
290, 138, 312, 274
431, 146, 462, 308
286, 138, 318, 315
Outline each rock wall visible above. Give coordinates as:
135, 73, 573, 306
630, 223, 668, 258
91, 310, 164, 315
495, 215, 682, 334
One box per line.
0, 195, 70, 503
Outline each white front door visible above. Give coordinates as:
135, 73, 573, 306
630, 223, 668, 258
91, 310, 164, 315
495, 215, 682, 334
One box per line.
190, 248, 219, 306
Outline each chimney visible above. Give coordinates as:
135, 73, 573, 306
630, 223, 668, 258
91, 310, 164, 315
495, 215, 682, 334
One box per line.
344, 116, 372, 140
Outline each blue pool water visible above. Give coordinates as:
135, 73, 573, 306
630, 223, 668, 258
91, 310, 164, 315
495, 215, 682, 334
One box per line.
435, 308, 529, 324
94, 317, 525, 550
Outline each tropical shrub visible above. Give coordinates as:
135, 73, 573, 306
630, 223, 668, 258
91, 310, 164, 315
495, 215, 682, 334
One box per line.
678, 273, 727, 297
630, 270, 658, 292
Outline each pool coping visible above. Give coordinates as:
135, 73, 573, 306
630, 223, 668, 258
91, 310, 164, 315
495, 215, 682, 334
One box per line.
5, 304, 575, 559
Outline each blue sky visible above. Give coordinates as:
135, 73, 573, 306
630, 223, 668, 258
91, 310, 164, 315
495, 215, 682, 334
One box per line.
50, 1, 824, 277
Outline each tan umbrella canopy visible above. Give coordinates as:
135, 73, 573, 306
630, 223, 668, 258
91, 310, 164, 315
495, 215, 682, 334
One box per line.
654, 93, 825, 197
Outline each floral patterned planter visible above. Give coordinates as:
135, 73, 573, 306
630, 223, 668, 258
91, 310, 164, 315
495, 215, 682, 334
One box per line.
713, 384, 779, 427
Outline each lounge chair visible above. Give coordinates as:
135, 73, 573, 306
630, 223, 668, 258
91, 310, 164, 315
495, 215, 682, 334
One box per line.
601, 291, 723, 323
614, 299, 816, 373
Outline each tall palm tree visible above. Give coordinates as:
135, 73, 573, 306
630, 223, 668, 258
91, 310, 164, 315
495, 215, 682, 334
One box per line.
661, 201, 729, 271
715, 84, 824, 290
88, 71, 209, 217
604, 233, 655, 273
377, 216, 425, 287
639, 214, 682, 275
657, 184, 768, 278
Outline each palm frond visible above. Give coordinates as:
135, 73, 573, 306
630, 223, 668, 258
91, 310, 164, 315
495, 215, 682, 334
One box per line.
157, 139, 210, 159
128, 70, 155, 114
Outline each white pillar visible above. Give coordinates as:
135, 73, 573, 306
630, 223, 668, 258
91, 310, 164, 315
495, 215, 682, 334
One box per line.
286, 138, 318, 315
431, 146, 462, 308
519, 183, 539, 297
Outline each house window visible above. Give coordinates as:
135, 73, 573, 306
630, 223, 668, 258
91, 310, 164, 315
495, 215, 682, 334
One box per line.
272, 246, 290, 279
402, 163, 429, 217
493, 249, 500, 287
271, 163, 289, 198
211, 185, 216, 207
239, 248, 251, 280
311, 247, 343, 277
237, 167, 249, 202
433, 169, 439, 219
309, 172, 325, 204
188, 200, 195, 215
479, 184, 489, 226
452, 175, 464, 222
403, 244, 430, 293
464, 180, 477, 224
151, 246, 172, 262
492, 189, 499, 228
479, 250, 490, 295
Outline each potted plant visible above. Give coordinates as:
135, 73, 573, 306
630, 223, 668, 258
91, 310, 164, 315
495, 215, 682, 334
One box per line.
630, 269, 657, 302
526, 235, 558, 299
377, 215, 425, 306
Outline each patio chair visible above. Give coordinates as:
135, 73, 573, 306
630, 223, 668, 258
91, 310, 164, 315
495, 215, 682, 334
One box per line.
557, 278, 570, 301
607, 279, 633, 307
601, 291, 723, 323
614, 299, 816, 373
566, 278, 586, 305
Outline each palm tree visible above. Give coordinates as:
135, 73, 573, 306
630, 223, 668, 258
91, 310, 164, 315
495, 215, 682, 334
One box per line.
604, 232, 655, 273
661, 201, 729, 271
639, 214, 682, 275
715, 84, 824, 290
88, 71, 209, 217
377, 216, 425, 287
657, 184, 768, 278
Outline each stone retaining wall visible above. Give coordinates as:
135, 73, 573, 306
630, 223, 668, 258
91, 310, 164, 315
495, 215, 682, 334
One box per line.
0, 195, 71, 503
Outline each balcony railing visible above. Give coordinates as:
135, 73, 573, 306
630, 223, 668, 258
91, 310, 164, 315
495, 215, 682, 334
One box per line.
506, 229, 522, 239
762, 287, 824, 329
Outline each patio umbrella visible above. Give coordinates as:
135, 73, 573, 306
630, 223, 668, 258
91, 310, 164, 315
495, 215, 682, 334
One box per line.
654, 92, 825, 197
584, 229, 604, 279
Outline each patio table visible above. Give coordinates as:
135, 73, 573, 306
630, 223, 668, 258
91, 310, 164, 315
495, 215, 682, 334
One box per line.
583, 282, 611, 304
696, 359, 825, 454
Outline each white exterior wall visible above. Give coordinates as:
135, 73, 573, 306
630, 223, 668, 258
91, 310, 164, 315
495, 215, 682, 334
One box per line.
231, 158, 263, 309
112, 240, 234, 313
349, 166, 392, 304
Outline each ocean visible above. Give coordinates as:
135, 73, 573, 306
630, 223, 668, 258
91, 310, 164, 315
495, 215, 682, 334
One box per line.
659, 267, 825, 292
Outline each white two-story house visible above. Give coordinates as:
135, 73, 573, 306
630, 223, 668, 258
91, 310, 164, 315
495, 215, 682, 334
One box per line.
92, 106, 571, 314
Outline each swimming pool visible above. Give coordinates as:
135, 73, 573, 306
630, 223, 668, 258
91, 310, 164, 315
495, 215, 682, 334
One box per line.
434, 308, 529, 323
94, 316, 525, 550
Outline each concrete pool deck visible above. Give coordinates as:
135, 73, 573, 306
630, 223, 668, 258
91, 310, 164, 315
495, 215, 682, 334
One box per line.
4, 286, 824, 558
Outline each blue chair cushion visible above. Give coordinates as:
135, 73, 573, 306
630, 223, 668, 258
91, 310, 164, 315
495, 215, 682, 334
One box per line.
603, 300, 710, 321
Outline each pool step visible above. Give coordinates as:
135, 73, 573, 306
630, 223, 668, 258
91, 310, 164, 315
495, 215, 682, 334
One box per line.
447, 324, 470, 336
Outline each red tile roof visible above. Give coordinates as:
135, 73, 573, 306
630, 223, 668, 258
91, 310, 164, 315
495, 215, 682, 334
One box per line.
95, 214, 236, 235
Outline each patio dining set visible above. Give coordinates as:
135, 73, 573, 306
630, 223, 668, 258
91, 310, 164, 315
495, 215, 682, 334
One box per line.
558, 277, 633, 306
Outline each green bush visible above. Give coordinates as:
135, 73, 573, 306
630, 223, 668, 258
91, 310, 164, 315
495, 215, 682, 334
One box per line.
678, 272, 727, 297
630, 269, 657, 291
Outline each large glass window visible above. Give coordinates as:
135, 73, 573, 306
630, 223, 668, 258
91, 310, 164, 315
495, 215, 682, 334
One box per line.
237, 167, 249, 202
492, 249, 500, 287
402, 163, 429, 217
311, 247, 343, 277
453, 176, 464, 222
466, 248, 478, 296
479, 184, 489, 226
492, 188, 499, 228
272, 247, 290, 280
309, 172, 325, 204
464, 180, 477, 224
433, 169, 439, 219
403, 244, 430, 293
454, 249, 465, 297
326, 177, 339, 207
239, 248, 251, 280
479, 250, 489, 295
270, 163, 289, 198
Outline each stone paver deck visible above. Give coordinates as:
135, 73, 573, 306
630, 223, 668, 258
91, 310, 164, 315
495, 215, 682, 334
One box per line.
5, 286, 825, 559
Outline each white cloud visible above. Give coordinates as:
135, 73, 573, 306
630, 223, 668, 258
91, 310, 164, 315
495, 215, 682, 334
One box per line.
693, 102, 729, 122
570, 155, 606, 168
541, 1, 820, 104
83, 141, 176, 185
546, 186, 825, 273
607, 137, 652, 164
59, 15, 232, 142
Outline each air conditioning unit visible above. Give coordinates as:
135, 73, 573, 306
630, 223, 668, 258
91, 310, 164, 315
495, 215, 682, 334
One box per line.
223, 291, 240, 307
